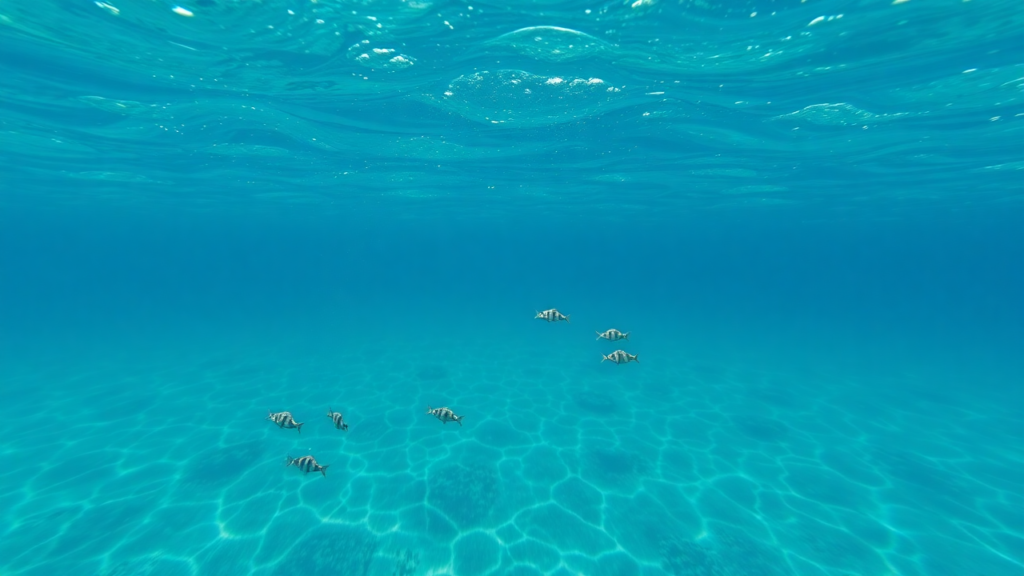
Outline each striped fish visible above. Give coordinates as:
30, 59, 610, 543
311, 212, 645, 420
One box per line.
286, 454, 329, 477
535, 308, 570, 323
327, 408, 349, 431
597, 328, 629, 341
602, 350, 639, 365
266, 410, 304, 433
426, 405, 464, 426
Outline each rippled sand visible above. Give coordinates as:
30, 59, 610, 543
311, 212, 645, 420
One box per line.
1, 339, 1019, 576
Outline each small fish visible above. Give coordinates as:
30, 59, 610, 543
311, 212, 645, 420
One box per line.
602, 350, 639, 364
535, 308, 570, 323
327, 408, 349, 431
286, 454, 329, 477
267, 410, 304, 433
597, 328, 629, 341
427, 405, 464, 426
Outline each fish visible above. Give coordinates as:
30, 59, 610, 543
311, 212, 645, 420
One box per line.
597, 328, 629, 341
426, 405, 464, 426
601, 350, 639, 364
535, 308, 570, 323
286, 454, 329, 477
267, 410, 304, 433
327, 408, 349, 431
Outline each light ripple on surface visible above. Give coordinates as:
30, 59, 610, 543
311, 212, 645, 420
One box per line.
0, 0, 1020, 215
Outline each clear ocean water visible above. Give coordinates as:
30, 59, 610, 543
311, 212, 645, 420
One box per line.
1, 0, 1022, 575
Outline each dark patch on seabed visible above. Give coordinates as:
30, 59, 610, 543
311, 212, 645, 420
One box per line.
179, 440, 265, 492
273, 524, 378, 576
427, 463, 500, 529
388, 548, 419, 576
661, 525, 787, 576
582, 447, 652, 492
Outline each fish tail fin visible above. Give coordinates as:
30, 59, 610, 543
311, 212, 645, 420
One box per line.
321, 465, 329, 477
285, 455, 294, 466
427, 405, 432, 414
596, 331, 602, 340
297, 422, 304, 434
624, 332, 630, 340
565, 314, 570, 324
634, 355, 639, 364
457, 416, 463, 426
327, 407, 332, 417
601, 355, 607, 362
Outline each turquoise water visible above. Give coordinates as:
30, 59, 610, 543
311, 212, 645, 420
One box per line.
1, 0, 1023, 575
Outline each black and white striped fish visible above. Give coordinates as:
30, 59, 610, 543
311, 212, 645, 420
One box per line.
535, 308, 570, 323
426, 405, 464, 426
266, 410, 304, 433
326, 408, 349, 431
286, 454, 329, 477
602, 350, 639, 365
597, 328, 629, 341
